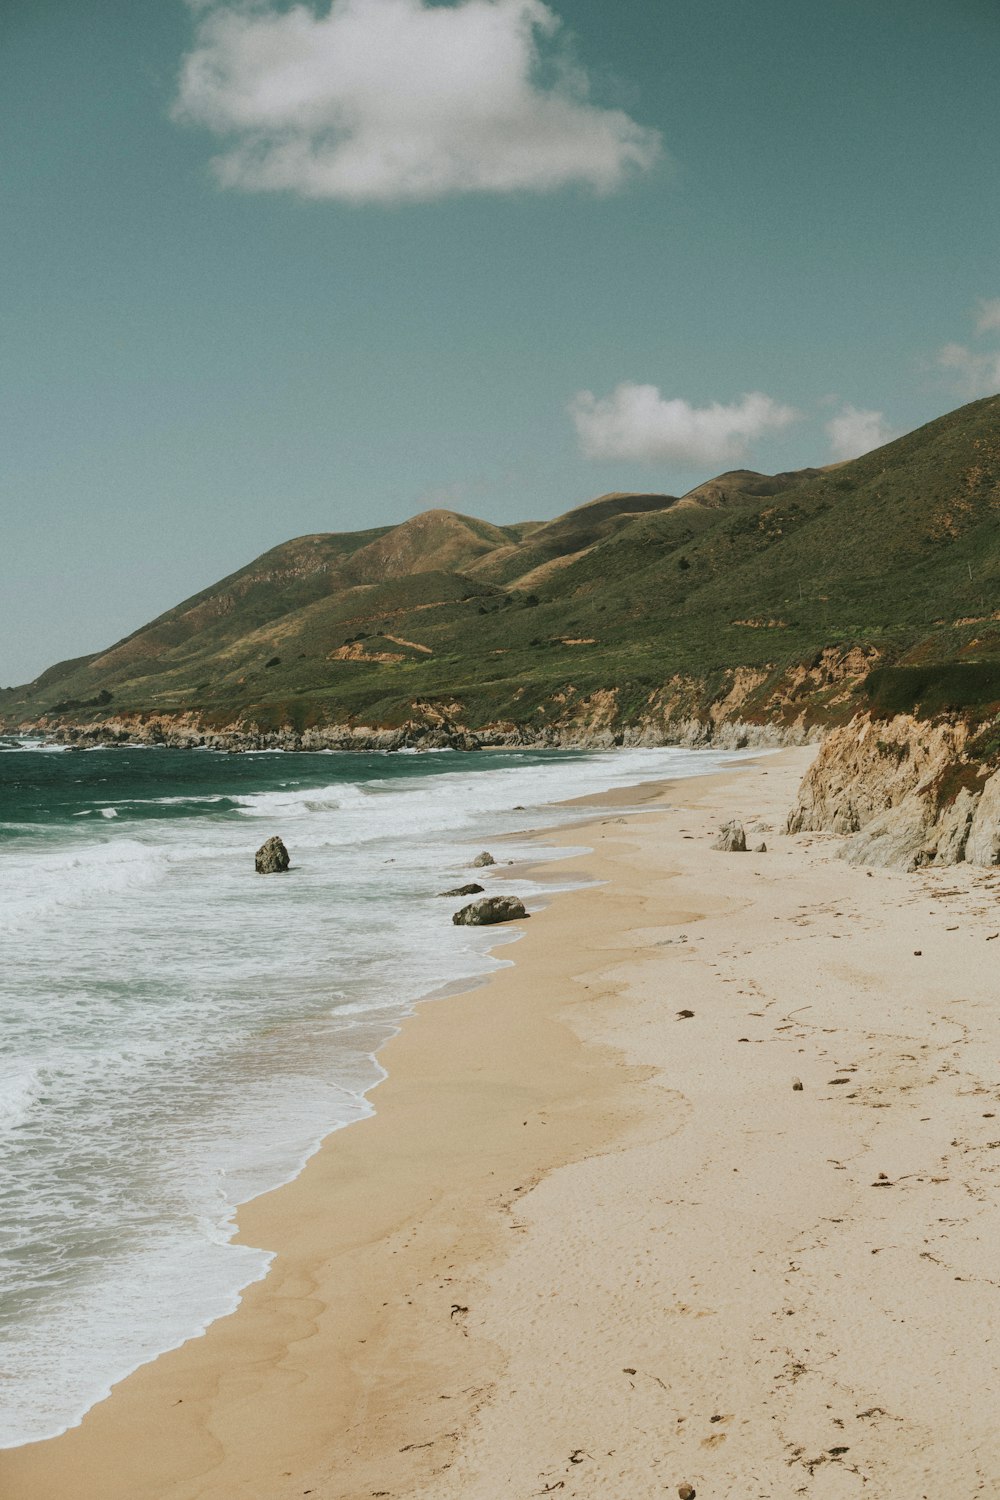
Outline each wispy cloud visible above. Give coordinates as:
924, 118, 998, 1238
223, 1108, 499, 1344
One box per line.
975, 297, 1000, 334
568, 384, 799, 467
824, 404, 898, 461
174, 0, 662, 202
936, 299, 1000, 398
938, 341, 1000, 398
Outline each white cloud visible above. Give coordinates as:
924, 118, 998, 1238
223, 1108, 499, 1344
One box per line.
568, 383, 800, 467
938, 340, 1000, 399
975, 297, 1000, 334
934, 298, 1000, 399
174, 0, 662, 202
824, 404, 898, 461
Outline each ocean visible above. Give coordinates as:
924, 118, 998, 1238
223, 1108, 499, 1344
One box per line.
0, 737, 742, 1447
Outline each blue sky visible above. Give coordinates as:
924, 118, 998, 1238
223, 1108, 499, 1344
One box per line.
2, 0, 999, 684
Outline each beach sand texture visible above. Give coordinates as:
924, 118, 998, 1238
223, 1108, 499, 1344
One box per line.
4, 746, 1000, 1498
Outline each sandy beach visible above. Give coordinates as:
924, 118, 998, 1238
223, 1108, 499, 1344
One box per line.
5, 745, 1000, 1499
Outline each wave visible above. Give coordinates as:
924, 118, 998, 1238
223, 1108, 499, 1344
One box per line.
1, 838, 175, 934
0, 738, 69, 753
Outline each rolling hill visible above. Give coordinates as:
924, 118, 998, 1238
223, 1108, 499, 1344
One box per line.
3, 393, 999, 748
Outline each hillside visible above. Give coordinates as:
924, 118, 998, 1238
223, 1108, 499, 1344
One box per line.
3, 394, 999, 748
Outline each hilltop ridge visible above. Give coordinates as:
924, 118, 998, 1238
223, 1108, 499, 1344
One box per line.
3, 394, 999, 754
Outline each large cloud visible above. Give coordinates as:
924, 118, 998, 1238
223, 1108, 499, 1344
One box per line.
174, 0, 662, 201
824, 403, 897, 461
568, 383, 799, 467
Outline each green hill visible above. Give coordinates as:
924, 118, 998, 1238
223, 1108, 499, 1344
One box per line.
3, 393, 999, 744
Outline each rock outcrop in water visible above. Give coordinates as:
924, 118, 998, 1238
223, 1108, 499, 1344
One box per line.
255, 836, 290, 874
452, 895, 529, 926
471, 851, 496, 867
438, 882, 485, 897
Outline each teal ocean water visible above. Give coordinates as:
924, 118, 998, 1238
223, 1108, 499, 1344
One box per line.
0, 737, 742, 1447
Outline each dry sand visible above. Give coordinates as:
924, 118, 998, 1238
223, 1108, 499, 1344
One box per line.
4, 746, 1000, 1499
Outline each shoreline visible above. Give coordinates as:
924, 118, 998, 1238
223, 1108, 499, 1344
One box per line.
0, 744, 734, 1454
6, 743, 1000, 1496
0, 750, 742, 1448
0, 751, 746, 1493
6, 715, 820, 755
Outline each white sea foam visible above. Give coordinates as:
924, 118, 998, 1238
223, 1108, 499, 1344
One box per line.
0, 737, 70, 753
2, 838, 174, 935
0, 744, 754, 1447
0, 1064, 43, 1132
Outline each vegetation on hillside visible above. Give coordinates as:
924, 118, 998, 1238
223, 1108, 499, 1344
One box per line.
3, 394, 999, 740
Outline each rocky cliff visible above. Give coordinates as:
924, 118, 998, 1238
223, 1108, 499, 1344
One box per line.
36, 704, 819, 755
787, 711, 1000, 869
19, 645, 872, 755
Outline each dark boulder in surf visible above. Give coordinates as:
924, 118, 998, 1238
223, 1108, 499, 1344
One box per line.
255, 835, 290, 874
452, 895, 529, 926
438, 882, 485, 897
471, 851, 496, 867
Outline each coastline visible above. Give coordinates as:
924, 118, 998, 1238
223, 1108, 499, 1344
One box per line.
0, 738, 746, 1452
5, 743, 1000, 1496
10, 711, 821, 754
0, 751, 743, 1493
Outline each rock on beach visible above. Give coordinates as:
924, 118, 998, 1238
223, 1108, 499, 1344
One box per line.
471, 851, 497, 867
713, 820, 747, 852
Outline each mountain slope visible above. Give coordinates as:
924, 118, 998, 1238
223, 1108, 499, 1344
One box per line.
3, 394, 999, 743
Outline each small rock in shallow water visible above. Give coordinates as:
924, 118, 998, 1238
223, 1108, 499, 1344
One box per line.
452, 896, 528, 926
255, 836, 289, 874
471, 851, 496, 867
437, 883, 484, 897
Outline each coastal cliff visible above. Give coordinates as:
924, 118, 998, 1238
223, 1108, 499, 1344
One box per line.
36, 706, 819, 754
788, 709, 1000, 869
13, 643, 874, 754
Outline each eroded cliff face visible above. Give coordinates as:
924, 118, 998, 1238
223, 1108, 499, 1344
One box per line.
15, 649, 876, 755
787, 712, 1000, 869
31, 704, 817, 755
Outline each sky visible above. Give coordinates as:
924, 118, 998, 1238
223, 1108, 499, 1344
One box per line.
2, 0, 999, 685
